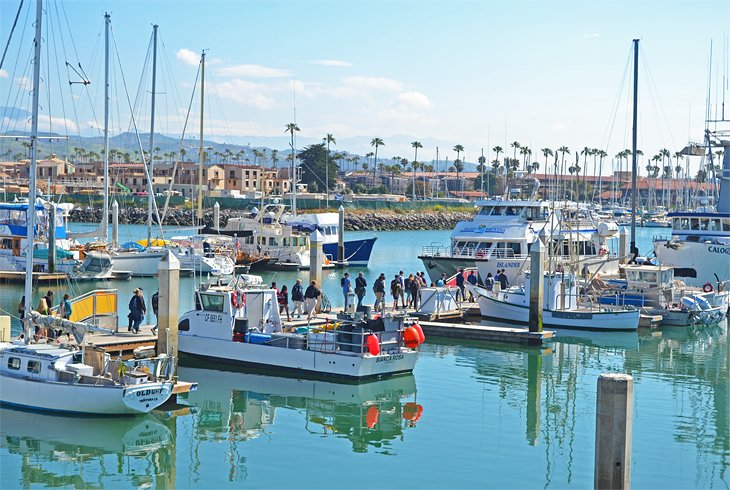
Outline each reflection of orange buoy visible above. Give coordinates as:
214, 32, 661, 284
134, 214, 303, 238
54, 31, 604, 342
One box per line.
366, 334, 380, 355
366, 405, 379, 428
402, 402, 423, 422
403, 327, 420, 349
411, 323, 425, 344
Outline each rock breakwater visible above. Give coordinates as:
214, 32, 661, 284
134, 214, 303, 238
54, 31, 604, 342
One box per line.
68, 206, 475, 231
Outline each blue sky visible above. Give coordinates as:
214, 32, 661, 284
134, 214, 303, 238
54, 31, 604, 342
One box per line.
1, 0, 728, 171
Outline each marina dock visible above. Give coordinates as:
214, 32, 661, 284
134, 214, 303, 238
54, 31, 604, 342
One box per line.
0, 271, 68, 284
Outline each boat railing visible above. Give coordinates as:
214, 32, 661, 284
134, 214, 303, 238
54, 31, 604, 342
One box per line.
420, 245, 451, 257
279, 325, 406, 354
52, 289, 119, 332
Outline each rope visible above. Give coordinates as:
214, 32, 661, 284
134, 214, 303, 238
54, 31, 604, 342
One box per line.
0, 0, 24, 71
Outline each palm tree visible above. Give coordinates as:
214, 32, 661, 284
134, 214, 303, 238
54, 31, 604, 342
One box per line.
510, 141, 521, 162
285, 122, 300, 193
370, 137, 384, 185
492, 146, 503, 167
324, 133, 336, 202
411, 141, 422, 201
541, 148, 553, 172
453, 145, 464, 162
558, 146, 570, 181
520, 146, 531, 170
454, 159, 465, 194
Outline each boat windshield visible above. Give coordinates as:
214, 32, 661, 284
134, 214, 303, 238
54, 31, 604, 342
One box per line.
199, 293, 225, 312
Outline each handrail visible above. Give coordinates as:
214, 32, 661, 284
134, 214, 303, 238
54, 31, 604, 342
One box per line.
51, 289, 119, 331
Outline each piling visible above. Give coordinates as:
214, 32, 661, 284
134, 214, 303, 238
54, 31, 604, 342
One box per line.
111, 200, 119, 247
594, 373, 633, 490
157, 250, 180, 375
337, 205, 346, 266
526, 349, 542, 446
528, 234, 545, 333
619, 227, 628, 264
213, 201, 220, 230
48, 204, 56, 273
309, 229, 324, 287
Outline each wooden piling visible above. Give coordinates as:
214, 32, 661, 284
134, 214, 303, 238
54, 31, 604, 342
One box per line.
309, 229, 324, 287
213, 201, 220, 230
594, 373, 633, 490
528, 236, 545, 333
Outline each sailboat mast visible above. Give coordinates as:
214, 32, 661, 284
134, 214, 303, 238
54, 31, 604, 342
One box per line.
629, 38, 639, 259
147, 24, 158, 246
197, 51, 205, 227
24, 0, 43, 321
102, 13, 110, 243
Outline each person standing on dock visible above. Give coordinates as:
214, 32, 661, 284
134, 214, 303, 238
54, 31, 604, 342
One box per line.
390, 274, 403, 310
291, 279, 304, 318
455, 269, 466, 302
404, 274, 413, 307
341, 273, 352, 310
43, 291, 54, 311
467, 270, 477, 302
485, 272, 495, 292
410, 273, 421, 309
128, 288, 146, 334
355, 272, 367, 308
398, 271, 407, 308
436, 272, 446, 287
278, 285, 290, 322
151, 291, 159, 335
497, 269, 509, 290
304, 280, 321, 320
373, 273, 386, 312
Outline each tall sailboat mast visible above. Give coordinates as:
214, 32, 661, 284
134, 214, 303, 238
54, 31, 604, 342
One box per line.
102, 13, 110, 243
197, 51, 205, 227
146, 24, 159, 246
24, 0, 43, 322
629, 38, 640, 259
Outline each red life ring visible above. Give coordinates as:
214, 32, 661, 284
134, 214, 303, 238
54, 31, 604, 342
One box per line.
703, 283, 714, 293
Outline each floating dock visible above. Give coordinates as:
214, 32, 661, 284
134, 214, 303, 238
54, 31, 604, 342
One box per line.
0, 271, 68, 283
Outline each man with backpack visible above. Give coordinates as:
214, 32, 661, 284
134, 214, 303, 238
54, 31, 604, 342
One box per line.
390, 274, 403, 310
355, 272, 367, 308
341, 272, 352, 310
304, 280, 321, 320
373, 273, 386, 311
291, 279, 305, 318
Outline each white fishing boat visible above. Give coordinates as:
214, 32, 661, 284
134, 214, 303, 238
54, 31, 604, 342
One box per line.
467, 272, 640, 331
419, 179, 621, 285
177, 275, 420, 379
170, 235, 236, 276
221, 204, 311, 269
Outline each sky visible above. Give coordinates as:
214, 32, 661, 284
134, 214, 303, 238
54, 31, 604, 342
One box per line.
1, 0, 729, 172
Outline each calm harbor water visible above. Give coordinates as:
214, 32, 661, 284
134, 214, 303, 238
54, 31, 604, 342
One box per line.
0, 225, 728, 488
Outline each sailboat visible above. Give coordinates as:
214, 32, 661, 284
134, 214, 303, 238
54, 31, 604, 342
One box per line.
0, 4, 174, 415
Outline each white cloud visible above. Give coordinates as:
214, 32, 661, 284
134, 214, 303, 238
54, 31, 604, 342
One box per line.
309, 59, 353, 67
176, 48, 200, 66
397, 91, 431, 109
582, 33, 600, 39
0, 69, 8, 78
343, 76, 402, 92
214, 79, 278, 109
215, 64, 290, 78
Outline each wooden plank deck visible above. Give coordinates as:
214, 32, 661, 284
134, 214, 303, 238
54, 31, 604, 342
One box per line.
0, 271, 68, 283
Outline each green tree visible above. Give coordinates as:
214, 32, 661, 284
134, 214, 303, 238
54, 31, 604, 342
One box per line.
411, 141, 422, 201
285, 122, 300, 187
297, 143, 339, 191
324, 133, 336, 205
370, 137, 384, 184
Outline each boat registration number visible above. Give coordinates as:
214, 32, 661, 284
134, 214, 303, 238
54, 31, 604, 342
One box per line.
204, 313, 224, 323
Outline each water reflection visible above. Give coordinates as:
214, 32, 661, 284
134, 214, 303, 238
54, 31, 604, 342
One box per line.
0, 408, 177, 488
180, 366, 422, 461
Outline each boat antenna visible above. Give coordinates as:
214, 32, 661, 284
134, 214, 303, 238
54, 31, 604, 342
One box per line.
24, 0, 43, 339
629, 39, 640, 261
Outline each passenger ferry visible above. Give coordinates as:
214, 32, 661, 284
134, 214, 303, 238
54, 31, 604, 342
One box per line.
419, 184, 620, 285
653, 143, 730, 288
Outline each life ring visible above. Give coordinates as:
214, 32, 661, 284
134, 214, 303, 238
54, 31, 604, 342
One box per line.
703, 283, 713, 293
598, 248, 607, 256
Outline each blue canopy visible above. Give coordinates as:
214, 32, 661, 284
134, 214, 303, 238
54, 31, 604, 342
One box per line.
32, 248, 74, 260
120, 241, 144, 251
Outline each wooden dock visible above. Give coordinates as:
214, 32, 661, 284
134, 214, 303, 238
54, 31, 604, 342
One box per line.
85, 324, 157, 358
419, 320, 553, 346
0, 271, 68, 284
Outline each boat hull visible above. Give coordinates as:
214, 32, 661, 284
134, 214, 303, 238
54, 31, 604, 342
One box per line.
111, 250, 167, 277
654, 239, 730, 287
475, 292, 639, 331
0, 375, 173, 415
178, 336, 417, 380
323, 237, 378, 267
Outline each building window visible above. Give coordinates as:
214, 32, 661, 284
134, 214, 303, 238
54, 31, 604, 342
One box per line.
229, 170, 235, 178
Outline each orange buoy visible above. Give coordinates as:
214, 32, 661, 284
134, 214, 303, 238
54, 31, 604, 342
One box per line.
402, 402, 424, 422
366, 405, 379, 428
411, 323, 425, 344
403, 326, 420, 349
366, 334, 381, 356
